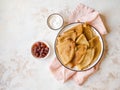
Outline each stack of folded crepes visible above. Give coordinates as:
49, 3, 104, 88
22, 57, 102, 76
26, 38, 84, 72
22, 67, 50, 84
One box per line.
56, 23, 102, 70
50, 3, 107, 85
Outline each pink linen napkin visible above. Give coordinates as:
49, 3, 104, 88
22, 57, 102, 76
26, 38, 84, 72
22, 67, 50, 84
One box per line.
49, 3, 107, 85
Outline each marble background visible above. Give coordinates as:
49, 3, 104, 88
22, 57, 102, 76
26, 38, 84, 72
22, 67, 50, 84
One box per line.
0, 0, 120, 90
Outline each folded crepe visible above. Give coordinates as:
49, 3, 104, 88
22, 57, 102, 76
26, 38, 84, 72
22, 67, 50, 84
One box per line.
76, 34, 89, 46
77, 48, 95, 70
56, 39, 75, 65
57, 30, 77, 43
71, 45, 87, 66
83, 23, 94, 40
89, 36, 101, 63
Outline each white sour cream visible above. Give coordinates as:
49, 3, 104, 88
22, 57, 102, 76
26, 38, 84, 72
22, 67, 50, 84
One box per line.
47, 14, 63, 30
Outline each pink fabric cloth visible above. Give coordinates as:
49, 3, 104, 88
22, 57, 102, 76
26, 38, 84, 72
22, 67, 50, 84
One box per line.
50, 58, 76, 82
49, 3, 107, 85
69, 3, 107, 34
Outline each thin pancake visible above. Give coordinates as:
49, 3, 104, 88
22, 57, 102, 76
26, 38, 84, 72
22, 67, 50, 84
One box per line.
74, 24, 83, 37
89, 36, 101, 63
57, 31, 77, 43
77, 48, 95, 70
56, 40, 75, 65
83, 23, 94, 40
64, 24, 83, 37
72, 45, 87, 66
76, 34, 89, 46
66, 62, 74, 68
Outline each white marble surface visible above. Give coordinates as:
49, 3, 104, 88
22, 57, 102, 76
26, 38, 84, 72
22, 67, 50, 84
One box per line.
0, 0, 120, 90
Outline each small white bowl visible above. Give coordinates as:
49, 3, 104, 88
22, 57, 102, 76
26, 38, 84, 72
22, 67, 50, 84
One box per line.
47, 13, 64, 30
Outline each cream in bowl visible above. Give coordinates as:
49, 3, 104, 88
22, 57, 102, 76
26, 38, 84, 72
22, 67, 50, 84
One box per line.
55, 22, 104, 71
47, 13, 64, 30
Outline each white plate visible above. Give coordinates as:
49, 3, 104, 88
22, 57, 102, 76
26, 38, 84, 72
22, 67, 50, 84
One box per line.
55, 22, 104, 71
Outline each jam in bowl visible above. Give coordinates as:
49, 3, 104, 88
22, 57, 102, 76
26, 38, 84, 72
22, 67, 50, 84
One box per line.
31, 41, 50, 59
